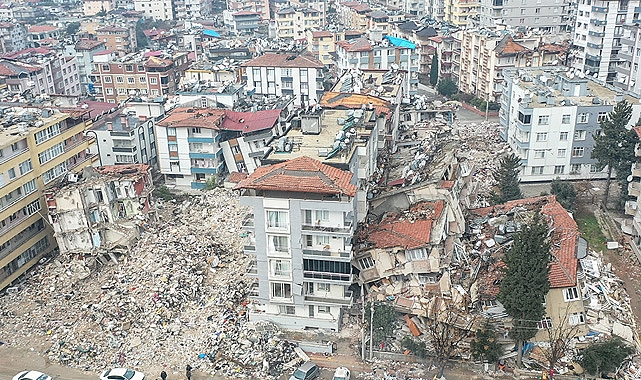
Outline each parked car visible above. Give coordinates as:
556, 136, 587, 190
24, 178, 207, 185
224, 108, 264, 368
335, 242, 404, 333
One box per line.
332, 367, 351, 380
289, 361, 320, 380
99, 368, 146, 380
12, 371, 52, 380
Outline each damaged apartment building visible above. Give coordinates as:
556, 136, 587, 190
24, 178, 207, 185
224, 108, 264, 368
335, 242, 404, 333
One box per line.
45, 164, 155, 263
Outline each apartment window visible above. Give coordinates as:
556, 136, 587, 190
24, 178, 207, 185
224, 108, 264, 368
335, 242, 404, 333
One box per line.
597, 112, 608, 122
22, 179, 36, 194
590, 164, 600, 173
559, 132, 569, 141
117, 88, 126, 94
574, 130, 586, 140
0, 174, 4, 188
535, 7, 540, 12
150, 77, 158, 84
267, 210, 288, 229
278, 305, 295, 314
38, 142, 64, 165
24, 199, 41, 216
18, 159, 32, 175
562, 114, 571, 124
106, 88, 114, 95
571, 164, 582, 174
282, 81, 293, 89
534, 17, 540, 23
35, 123, 60, 144
569, 312, 585, 325
557, 149, 566, 158
538, 115, 549, 125
536, 132, 548, 142
518, 112, 531, 124
270, 282, 292, 299
564, 287, 580, 301
43, 163, 66, 184
269, 235, 289, 253
116, 76, 124, 83
137, 65, 144, 72
191, 143, 203, 150
282, 68, 292, 77
358, 256, 374, 269
531, 166, 544, 175
7, 168, 15, 179
127, 77, 135, 84
534, 149, 546, 158
406, 248, 427, 261
317, 283, 330, 292
554, 165, 565, 174
104, 76, 112, 83
125, 64, 133, 71
318, 306, 331, 313
315, 235, 330, 246
315, 210, 329, 221
191, 127, 201, 134
270, 259, 291, 278
572, 147, 584, 157
167, 127, 177, 136
578, 113, 589, 123
252, 68, 261, 79
537, 316, 553, 329
140, 76, 146, 83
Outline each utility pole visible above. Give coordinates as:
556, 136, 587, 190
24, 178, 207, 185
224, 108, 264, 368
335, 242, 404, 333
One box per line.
485, 93, 489, 122
361, 284, 366, 360
369, 301, 374, 360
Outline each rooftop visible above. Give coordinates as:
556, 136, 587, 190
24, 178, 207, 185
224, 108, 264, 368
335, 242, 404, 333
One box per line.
28, 25, 58, 33
235, 156, 357, 196
157, 107, 281, 133
331, 68, 404, 100
241, 52, 324, 68
75, 39, 106, 51
0, 107, 71, 147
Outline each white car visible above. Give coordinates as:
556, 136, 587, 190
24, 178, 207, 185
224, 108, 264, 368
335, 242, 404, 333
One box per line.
99, 368, 146, 380
332, 367, 351, 380
12, 371, 52, 380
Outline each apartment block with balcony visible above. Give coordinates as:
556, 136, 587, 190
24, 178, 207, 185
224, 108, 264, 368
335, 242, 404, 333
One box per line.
0, 107, 98, 290
95, 26, 136, 56
274, 7, 323, 40
70, 39, 107, 95
623, 127, 641, 256
572, 0, 641, 84
0, 22, 27, 54
613, 24, 641, 92
444, 0, 479, 26
501, 67, 641, 182
227, 0, 270, 20
134, 0, 174, 20
236, 156, 357, 331
477, 0, 571, 32
222, 10, 262, 35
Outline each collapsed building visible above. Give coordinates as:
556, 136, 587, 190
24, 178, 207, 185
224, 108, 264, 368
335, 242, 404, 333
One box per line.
45, 164, 155, 263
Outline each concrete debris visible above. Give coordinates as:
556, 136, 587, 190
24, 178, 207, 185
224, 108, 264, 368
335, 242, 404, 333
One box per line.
0, 188, 297, 379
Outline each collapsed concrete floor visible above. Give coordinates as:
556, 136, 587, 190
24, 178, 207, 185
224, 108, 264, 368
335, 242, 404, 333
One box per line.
0, 188, 301, 379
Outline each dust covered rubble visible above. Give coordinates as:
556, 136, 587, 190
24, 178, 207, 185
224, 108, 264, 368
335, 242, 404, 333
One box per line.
0, 188, 298, 379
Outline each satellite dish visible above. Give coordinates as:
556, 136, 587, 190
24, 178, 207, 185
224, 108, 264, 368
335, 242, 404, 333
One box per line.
628, 175, 634, 182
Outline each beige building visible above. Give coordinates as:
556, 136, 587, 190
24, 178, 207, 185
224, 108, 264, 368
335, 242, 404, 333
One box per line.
275, 7, 323, 40
95, 26, 136, 56
0, 107, 98, 291
227, 0, 270, 20
83, 0, 114, 15
306, 30, 334, 66
444, 0, 478, 26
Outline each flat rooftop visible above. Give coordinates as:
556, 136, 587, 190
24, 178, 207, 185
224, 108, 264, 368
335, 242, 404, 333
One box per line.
0, 107, 71, 147
331, 69, 404, 100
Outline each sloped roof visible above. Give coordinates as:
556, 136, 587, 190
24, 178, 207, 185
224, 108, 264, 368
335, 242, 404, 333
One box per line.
75, 39, 105, 51
312, 31, 332, 38
634, 126, 641, 139
157, 108, 226, 129
235, 156, 357, 196
320, 92, 392, 118
494, 35, 530, 56
0, 60, 42, 76
28, 25, 58, 33
336, 37, 372, 52
145, 56, 173, 67
397, 20, 420, 32
221, 109, 281, 133
241, 52, 324, 68
361, 201, 445, 250
228, 171, 248, 183
416, 26, 438, 38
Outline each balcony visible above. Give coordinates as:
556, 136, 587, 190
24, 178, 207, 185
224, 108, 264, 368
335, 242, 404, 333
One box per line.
585, 53, 602, 61
242, 214, 254, 229
112, 146, 136, 153
633, 162, 641, 177
626, 200, 638, 216
590, 19, 607, 26
591, 5, 608, 12
630, 182, 641, 198
301, 223, 352, 234
618, 51, 632, 61
588, 31, 605, 37
67, 153, 98, 171
303, 271, 352, 283
302, 249, 351, 262
0, 146, 28, 165
304, 291, 353, 306
587, 42, 604, 49
246, 261, 258, 277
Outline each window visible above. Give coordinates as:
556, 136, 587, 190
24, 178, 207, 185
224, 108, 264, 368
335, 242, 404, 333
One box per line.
562, 114, 571, 124
590, 164, 600, 173
574, 130, 586, 140
191, 127, 201, 134
282, 81, 293, 89
571, 164, 582, 174
554, 165, 565, 174
537, 317, 553, 329
317, 306, 331, 313
117, 88, 126, 94
559, 132, 569, 141
282, 68, 292, 77
116, 76, 124, 83
167, 127, 177, 136
534, 149, 546, 159
43, 163, 66, 184
406, 248, 427, 261
125, 64, 133, 72
271, 282, 292, 299
536, 132, 548, 142
191, 143, 203, 150
101, 64, 110, 71
106, 88, 114, 95
569, 312, 585, 325
7, 168, 15, 179
150, 77, 158, 84
270, 259, 291, 278
563, 287, 580, 301
572, 147, 584, 157
358, 256, 374, 269
269, 235, 289, 253
140, 76, 146, 83
538, 115, 549, 125
531, 166, 543, 175
317, 283, 330, 292
315, 235, 329, 246
104, 76, 112, 83
315, 210, 329, 221
38, 143, 64, 165
127, 77, 135, 84
278, 305, 295, 314
35, 123, 60, 144
18, 160, 32, 175
557, 149, 566, 158
267, 210, 288, 229
22, 179, 36, 194
518, 112, 531, 124
578, 113, 589, 123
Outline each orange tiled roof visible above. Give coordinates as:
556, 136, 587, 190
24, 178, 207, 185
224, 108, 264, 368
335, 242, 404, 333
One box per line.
494, 35, 530, 56
362, 200, 445, 250
320, 92, 392, 119
157, 108, 226, 129
312, 31, 333, 38
235, 156, 357, 197
471, 195, 578, 288
28, 25, 58, 33
228, 171, 248, 183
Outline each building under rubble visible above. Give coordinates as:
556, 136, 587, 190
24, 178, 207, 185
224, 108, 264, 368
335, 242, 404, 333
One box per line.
45, 164, 155, 263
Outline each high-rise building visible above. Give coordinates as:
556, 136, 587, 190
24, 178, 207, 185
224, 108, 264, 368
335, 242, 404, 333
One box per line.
0, 107, 98, 290
477, 0, 571, 32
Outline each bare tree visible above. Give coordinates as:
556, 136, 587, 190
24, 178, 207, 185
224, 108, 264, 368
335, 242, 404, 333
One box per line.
541, 305, 583, 372
421, 297, 478, 378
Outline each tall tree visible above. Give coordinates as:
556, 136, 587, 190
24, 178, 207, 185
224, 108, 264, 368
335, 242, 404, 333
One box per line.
591, 100, 637, 207
364, 301, 398, 347
550, 178, 577, 212
430, 53, 439, 86
580, 337, 634, 378
498, 212, 551, 367
471, 322, 503, 365
490, 153, 523, 204
437, 78, 458, 97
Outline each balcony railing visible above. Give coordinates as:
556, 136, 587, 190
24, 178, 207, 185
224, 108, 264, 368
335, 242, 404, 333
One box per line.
302, 249, 351, 260
301, 224, 352, 234
629, 182, 641, 198
632, 162, 641, 177
304, 291, 353, 305
0, 147, 28, 165
303, 271, 352, 283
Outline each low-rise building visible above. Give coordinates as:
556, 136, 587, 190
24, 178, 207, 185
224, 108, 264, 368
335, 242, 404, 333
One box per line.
27, 25, 61, 48
306, 30, 335, 66
501, 67, 641, 182
236, 156, 358, 331
227, 0, 270, 20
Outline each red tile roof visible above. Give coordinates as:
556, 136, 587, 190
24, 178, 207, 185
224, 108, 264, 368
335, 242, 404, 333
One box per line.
361, 201, 445, 250
312, 31, 332, 38
471, 195, 578, 289
634, 126, 641, 140
28, 25, 58, 33
241, 52, 324, 68
235, 156, 357, 196
336, 37, 372, 52
157, 108, 226, 129
221, 108, 281, 133
228, 171, 248, 183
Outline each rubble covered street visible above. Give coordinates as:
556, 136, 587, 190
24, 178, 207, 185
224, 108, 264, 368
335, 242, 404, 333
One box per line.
0, 188, 299, 379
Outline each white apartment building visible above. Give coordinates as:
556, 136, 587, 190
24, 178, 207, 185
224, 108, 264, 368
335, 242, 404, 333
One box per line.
572, 0, 641, 84
134, 0, 174, 20
477, 0, 572, 32
501, 67, 641, 182
241, 52, 325, 107
614, 24, 641, 93
236, 156, 357, 331
623, 127, 641, 259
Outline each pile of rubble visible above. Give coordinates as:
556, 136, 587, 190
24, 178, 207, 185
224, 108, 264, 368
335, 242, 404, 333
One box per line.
0, 188, 298, 379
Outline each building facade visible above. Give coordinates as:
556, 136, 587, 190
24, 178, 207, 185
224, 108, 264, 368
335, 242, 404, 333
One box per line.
222, 10, 262, 35
477, 0, 572, 32
236, 156, 357, 331
133, 0, 174, 20
275, 7, 323, 40
0, 22, 27, 54
0, 107, 98, 290
95, 26, 135, 56
70, 39, 107, 95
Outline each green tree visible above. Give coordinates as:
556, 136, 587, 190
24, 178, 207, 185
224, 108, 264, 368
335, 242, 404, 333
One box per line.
550, 178, 577, 212
364, 301, 398, 346
490, 153, 523, 204
204, 176, 220, 190
136, 20, 148, 48
402, 336, 427, 358
498, 213, 551, 367
429, 53, 439, 86
66, 21, 80, 35
591, 100, 637, 208
437, 78, 458, 97
471, 322, 503, 364
580, 337, 634, 378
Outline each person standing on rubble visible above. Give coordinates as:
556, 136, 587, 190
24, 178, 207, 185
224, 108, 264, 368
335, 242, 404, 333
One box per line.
185, 365, 192, 380
160, 371, 167, 380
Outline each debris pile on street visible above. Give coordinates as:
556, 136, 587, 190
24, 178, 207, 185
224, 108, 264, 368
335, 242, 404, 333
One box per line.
0, 188, 297, 379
